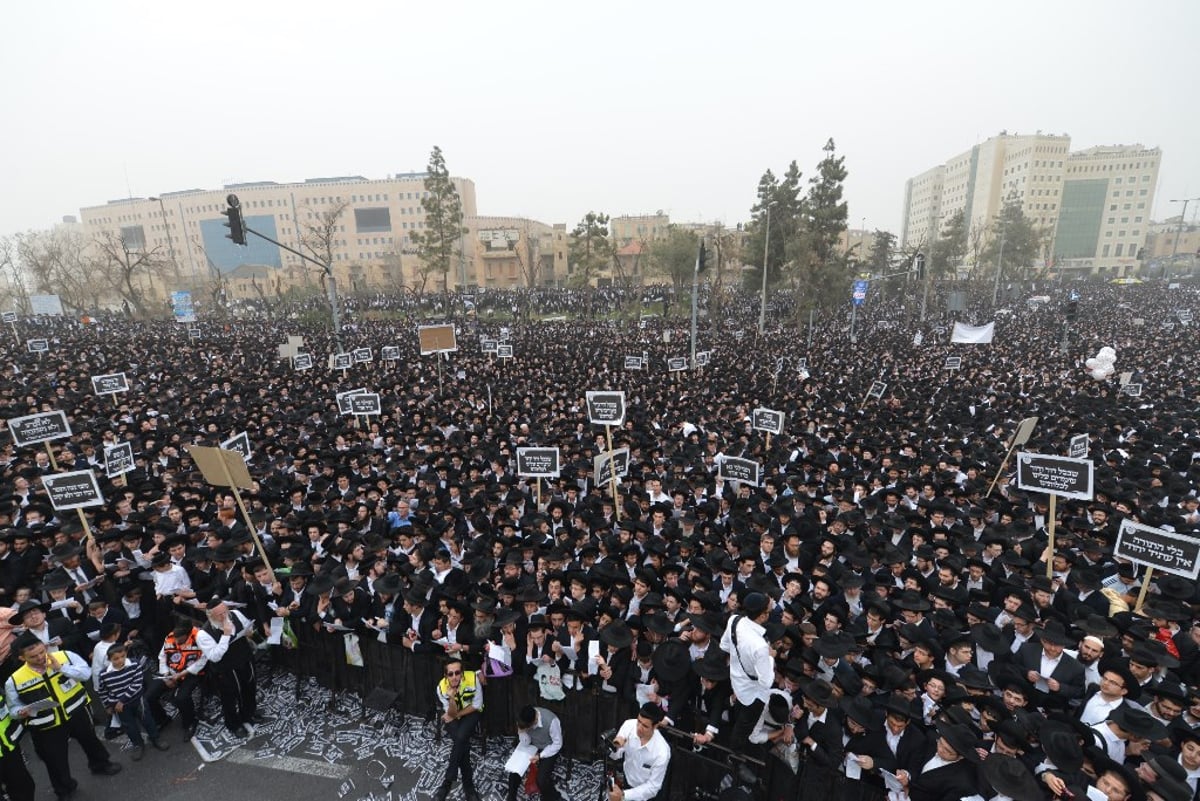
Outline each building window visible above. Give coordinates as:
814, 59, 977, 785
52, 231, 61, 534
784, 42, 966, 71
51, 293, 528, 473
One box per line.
1115, 244, 1124, 257
1102, 245, 1110, 257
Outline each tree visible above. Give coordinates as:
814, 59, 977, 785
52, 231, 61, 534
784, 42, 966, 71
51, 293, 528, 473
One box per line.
868, 229, 897, 274
93, 230, 168, 317
647, 226, 700, 290
567, 212, 612, 287
981, 196, 1042, 283
795, 138, 850, 309
10, 229, 100, 312
744, 162, 804, 290
410, 146, 467, 293
929, 210, 967, 279
706, 222, 742, 327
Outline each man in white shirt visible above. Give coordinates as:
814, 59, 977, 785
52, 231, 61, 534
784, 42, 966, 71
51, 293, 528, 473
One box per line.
1078, 664, 1133, 726
610, 703, 670, 801
505, 705, 562, 801
718, 592, 773, 754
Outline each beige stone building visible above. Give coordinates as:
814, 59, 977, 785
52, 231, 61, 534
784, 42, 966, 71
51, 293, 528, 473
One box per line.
902, 133, 1161, 275
611, 213, 670, 246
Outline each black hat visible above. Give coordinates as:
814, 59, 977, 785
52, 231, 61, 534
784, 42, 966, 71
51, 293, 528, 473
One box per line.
692, 653, 729, 681
934, 722, 980, 763
802, 678, 836, 709
890, 590, 930, 612
305, 574, 336, 596
841, 695, 875, 729
981, 754, 1040, 800
1037, 620, 1077, 647
971, 622, 1007, 654
600, 621, 633, 649
1039, 720, 1084, 772
11, 600, 49, 626
741, 592, 768, 616
652, 640, 692, 682
1108, 704, 1169, 741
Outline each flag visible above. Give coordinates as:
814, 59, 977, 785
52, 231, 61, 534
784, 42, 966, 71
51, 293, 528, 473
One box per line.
950, 322, 995, 344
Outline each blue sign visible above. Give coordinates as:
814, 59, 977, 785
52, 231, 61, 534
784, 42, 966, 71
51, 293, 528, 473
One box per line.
852, 280, 868, 306
172, 291, 195, 323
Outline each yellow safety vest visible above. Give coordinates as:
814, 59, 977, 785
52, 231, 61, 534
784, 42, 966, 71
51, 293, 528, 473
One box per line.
0, 703, 23, 754
438, 670, 480, 712
10, 651, 89, 730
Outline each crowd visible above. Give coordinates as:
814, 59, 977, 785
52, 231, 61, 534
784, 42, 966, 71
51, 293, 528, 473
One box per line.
0, 278, 1197, 801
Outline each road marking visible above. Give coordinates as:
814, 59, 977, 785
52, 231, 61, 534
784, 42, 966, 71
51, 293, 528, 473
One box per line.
224, 750, 352, 780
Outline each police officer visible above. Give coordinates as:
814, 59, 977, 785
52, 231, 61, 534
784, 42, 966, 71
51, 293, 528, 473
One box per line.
4, 634, 120, 800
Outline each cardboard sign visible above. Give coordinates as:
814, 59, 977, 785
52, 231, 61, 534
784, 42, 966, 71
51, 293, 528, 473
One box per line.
499, 326, 511, 341
104, 441, 135, 478
496, 344, 513, 359
349, 393, 381, 416
221, 432, 252, 463
1114, 518, 1200, 581
26, 339, 48, 353
1068, 433, 1089, 460
1, 312, 16, 324
1120, 383, 1142, 397
667, 357, 688, 372
418, 324, 458, 355
718, 457, 761, 487
381, 346, 400, 361
516, 447, 561, 478
1010, 416, 1039, 449
1016, 452, 1094, 501
795, 358, 807, 371
867, 381, 887, 399
90, 372, 129, 396
943, 357, 961, 371
352, 347, 373, 364
585, 391, 626, 427
594, 448, 630, 486
8, 410, 72, 447
186, 445, 253, 490
751, 408, 785, 436
188, 328, 201, 340
624, 356, 643, 370
336, 388, 369, 415
293, 353, 314, 371
482, 339, 499, 354
330, 352, 353, 370
1178, 309, 1193, 322
43, 470, 104, 511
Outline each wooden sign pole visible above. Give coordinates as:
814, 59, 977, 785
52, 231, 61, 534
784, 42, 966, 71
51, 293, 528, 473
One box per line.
765, 432, 771, 452
217, 456, 274, 572
985, 445, 1016, 498
606, 424, 621, 522
45, 443, 58, 471
1134, 566, 1155, 614
1045, 494, 1056, 579
535, 479, 542, 513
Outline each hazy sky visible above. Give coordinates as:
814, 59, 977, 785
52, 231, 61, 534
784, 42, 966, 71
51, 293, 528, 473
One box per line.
3, 1, 1197, 238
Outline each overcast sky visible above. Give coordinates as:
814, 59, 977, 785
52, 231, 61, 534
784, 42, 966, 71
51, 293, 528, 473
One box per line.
3, 0, 1197, 239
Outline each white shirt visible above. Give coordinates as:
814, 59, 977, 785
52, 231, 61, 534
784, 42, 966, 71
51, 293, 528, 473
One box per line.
1091, 722, 1125, 764
719, 614, 773, 705
614, 718, 670, 801
1079, 694, 1124, 726
151, 563, 191, 597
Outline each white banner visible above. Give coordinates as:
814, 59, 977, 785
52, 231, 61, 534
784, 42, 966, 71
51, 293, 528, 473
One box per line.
950, 321, 995, 344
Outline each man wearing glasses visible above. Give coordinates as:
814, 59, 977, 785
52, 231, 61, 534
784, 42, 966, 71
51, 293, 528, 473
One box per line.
1078, 663, 1133, 725
435, 658, 482, 801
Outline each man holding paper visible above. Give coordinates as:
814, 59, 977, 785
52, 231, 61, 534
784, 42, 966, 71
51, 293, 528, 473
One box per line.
505, 704, 562, 801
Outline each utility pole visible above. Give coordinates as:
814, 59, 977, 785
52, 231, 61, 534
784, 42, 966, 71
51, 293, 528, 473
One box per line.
690, 241, 705, 365
758, 203, 772, 336
150, 196, 181, 284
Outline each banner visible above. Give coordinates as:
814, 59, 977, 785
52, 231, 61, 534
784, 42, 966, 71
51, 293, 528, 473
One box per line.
172, 291, 196, 324
950, 321, 995, 344
1114, 519, 1200, 581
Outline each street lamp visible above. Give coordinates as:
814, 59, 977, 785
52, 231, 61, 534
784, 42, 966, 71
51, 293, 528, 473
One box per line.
148, 197, 181, 283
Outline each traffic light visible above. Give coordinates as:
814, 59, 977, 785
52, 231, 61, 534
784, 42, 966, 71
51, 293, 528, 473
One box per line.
224, 193, 247, 246
697, 241, 708, 273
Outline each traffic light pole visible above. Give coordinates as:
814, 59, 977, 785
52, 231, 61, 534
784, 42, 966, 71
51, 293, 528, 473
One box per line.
690, 242, 705, 366
243, 226, 344, 353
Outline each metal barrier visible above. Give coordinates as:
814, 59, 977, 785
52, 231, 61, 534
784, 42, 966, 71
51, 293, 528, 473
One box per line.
272, 628, 889, 801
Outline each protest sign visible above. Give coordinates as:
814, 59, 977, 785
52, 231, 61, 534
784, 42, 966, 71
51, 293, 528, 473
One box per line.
585, 392, 626, 426
381, 346, 400, 361
336, 388, 369, 415
349, 393, 381, 416
516, 448, 561, 478
8, 410, 72, 447
418, 324, 457, 355
867, 381, 887, 399
718, 457, 761, 487
1068, 433, 1089, 460
1016, 452, 1094, 501
1, 312, 16, 324
221, 432, 253, 462
26, 339, 48, 353
594, 448, 630, 486
43, 470, 104, 511
943, 357, 961, 371
482, 339, 499, 354
104, 442, 135, 478
91, 372, 129, 395
624, 356, 643, 370
352, 347, 373, 364
497, 344, 514, 359
330, 352, 353, 370
1120, 383, 1142, 397
293, 353, 313, 371
751, 408, 785, 435
1114, 519, 1200, 581
667, 357, 688, 372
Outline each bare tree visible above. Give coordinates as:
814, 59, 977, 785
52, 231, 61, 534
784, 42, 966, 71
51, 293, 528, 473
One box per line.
93, 231, 168, 317
300, 199, 350, 311
14, 228, 105, 312
0, 236, 32, 313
